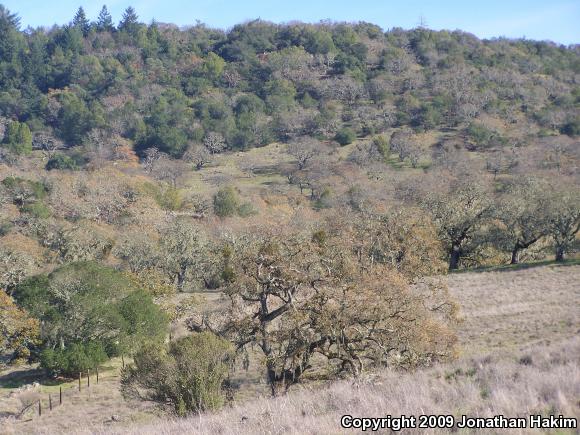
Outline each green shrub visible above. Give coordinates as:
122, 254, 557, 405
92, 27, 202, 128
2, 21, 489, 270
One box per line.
40, 342, 108, 376
1, 121, 32, 155
21, 202, 52, 218
237, 202, 257, 217
372, 135, 389, 158
467, 123, 491, 141
560, 117, 580, 136
1, 176, 19, 190
46, 154, 79, 170
334, 127, 356, 146
466, 122, 507, 149
0, 220, 13, 236
156, 187, 183, 211
213, 186, 239, 217
1, 177, 48, 202
1, 177, 50, 216
414, 103, 442, 130
121, 332, 233, 415
142, 183, 183, 211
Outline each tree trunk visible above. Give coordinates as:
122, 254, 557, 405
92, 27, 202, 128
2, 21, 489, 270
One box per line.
266, 361, 281, 397
176, 271, 185, 292
555, 245, 565, 262
510, 247, 520, 265
259, 293, 281, 397
449, 244, 461, 270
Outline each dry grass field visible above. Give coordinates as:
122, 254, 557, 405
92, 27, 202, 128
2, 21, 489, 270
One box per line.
1, 263, 579, 434
449, 263, 580, 355
105, 336, 580, 435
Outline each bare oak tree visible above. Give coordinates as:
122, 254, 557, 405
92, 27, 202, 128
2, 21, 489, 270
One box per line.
184, 144, 211, 170
287, 138, 321, 170
203, 132, 226, 154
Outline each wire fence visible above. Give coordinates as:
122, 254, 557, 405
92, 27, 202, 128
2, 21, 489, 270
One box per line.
19, 363, 117, 420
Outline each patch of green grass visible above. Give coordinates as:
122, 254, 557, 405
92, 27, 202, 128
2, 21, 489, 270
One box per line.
141, 182, 183, 211
385, 154, 407, 169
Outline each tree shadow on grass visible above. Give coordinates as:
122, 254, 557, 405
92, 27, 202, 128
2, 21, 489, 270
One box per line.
0, 367, 45, 389
0, 366, 73, 389
452, 258, 580, 274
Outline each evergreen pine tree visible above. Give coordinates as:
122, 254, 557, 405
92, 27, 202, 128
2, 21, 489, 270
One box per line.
96, 5, 113, 32
0, 4, 20, 29
119, 6, 139, 34
72, 6, 90, 36
0, 5, 21, 62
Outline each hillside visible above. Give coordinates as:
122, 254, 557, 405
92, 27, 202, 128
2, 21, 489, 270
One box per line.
2, 263, 579, 434
0, 4, 579, 434
1, 4, 579, 166
1, 5, 578, 286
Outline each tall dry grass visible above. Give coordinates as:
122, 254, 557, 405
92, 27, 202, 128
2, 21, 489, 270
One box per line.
96, 337, 580, 435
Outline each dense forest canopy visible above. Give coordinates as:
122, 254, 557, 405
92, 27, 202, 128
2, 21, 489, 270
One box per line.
0, 4, 578, 158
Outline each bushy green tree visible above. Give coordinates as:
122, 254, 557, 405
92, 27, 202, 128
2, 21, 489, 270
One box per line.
213, 186, 239, 217
335, 127, 356, 145
45, 153, 78, 170
201, 52, 225, 81
0, 5, 25, 88
121, 332, 233, 415
138, 92, 191, 157
40, 342, 108, 375
2, 121, 32, 155
263, 79, 296, 112
12, 262, 168, 375
304, 29, 335, 55
53, 91, 104, 145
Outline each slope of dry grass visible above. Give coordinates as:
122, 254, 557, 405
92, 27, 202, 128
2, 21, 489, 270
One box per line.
98, 336, 580, 435
448, 263, 580, 354
2, 264, 579, 434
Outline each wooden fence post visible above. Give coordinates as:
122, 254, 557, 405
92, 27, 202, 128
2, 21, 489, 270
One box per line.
78, 372, 82, 392
122, 355, 125, 368
38, 400, 41, 417
59, 386, 62, 405
96, 367, 99, 384
49, 393, 52, 411
87, 369, 90, 388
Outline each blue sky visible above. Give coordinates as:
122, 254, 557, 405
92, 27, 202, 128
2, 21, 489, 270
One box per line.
3, 0, 579, 44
